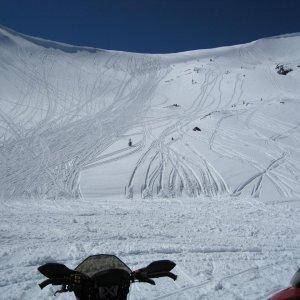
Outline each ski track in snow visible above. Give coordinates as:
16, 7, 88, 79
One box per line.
0, 26, 300, 299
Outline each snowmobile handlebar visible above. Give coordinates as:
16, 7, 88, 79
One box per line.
38, 255, 177, 299
38, 267, 177, 289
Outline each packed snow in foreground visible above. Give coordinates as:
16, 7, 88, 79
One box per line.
0, 26, 299, 299
1, 196, 299, 299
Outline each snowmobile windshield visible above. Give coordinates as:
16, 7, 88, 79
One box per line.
74, 255, 131, 277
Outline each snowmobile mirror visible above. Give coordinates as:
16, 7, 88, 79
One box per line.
38, 263, 75, 279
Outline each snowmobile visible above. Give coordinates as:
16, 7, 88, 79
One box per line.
38, 254, 177, 299
269, 268, 300, 300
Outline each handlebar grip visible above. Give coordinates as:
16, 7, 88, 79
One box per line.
38, 277, 73, 289
39, 279, 52, 289
147, 271, 177, 280
166, 272, 177, 281
134, 273, 156, 285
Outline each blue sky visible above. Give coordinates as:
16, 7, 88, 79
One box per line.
0, 0, 299, 53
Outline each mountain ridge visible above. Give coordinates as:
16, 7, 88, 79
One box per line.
1, 23, 300, 56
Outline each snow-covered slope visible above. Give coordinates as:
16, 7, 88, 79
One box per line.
1, 25, 299, 200
0, 26, 299, 299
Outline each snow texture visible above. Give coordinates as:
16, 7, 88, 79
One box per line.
0, 25, 299, 299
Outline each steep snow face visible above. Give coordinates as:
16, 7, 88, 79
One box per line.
1, 26, 299, 200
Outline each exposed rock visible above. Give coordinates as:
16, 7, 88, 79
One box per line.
276, 64, 293, 75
